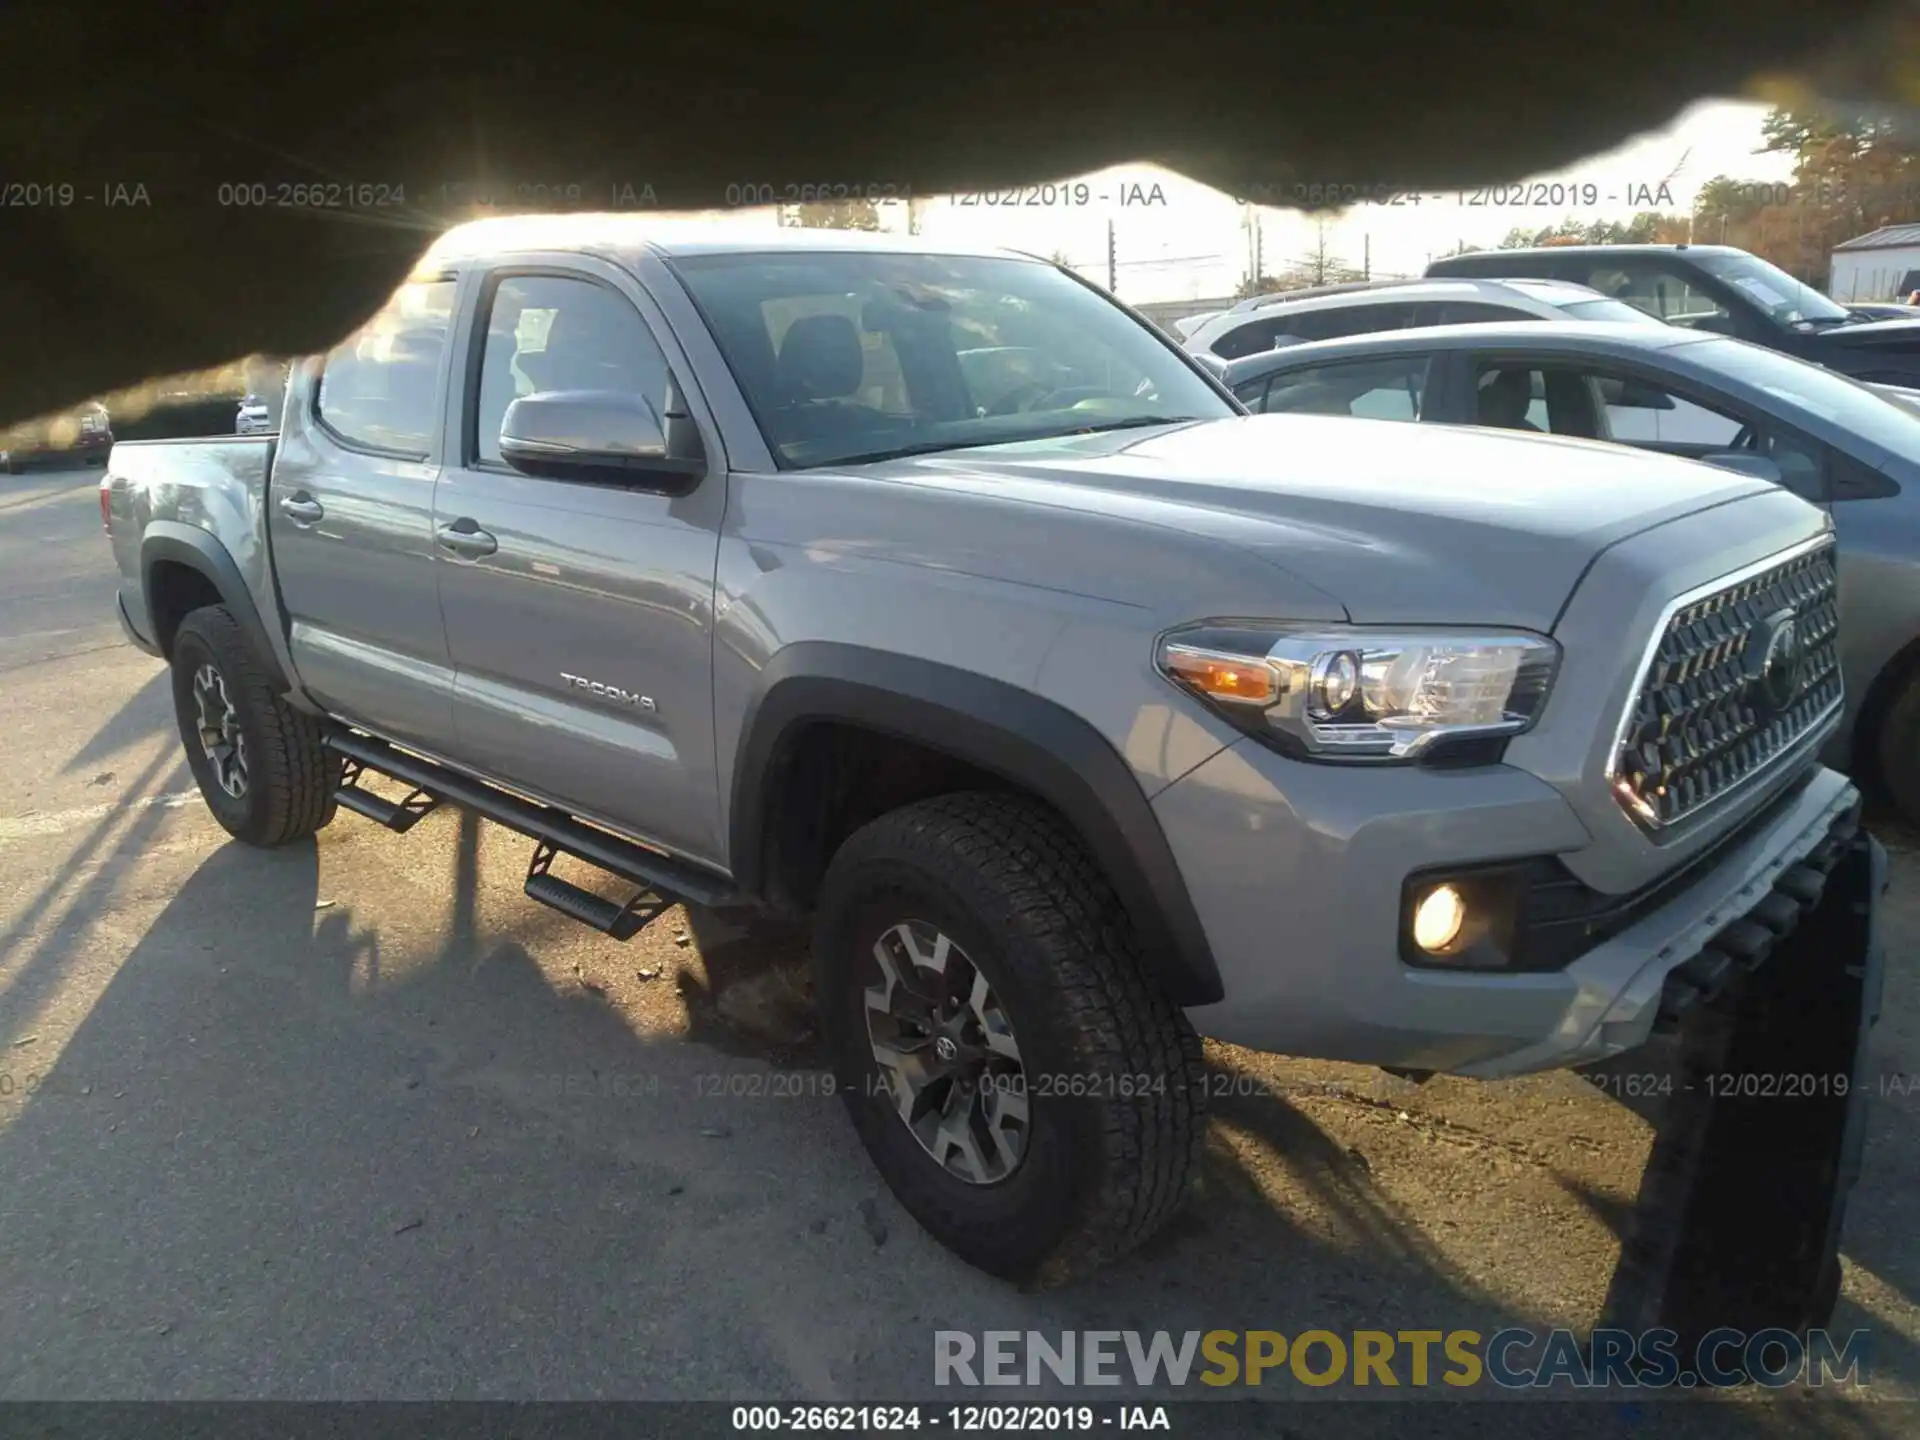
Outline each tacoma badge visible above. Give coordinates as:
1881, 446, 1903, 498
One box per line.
560, 672, 657, 711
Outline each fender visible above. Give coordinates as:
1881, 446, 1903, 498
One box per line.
729, 643, 1224, 1007
140, 521, 290, 691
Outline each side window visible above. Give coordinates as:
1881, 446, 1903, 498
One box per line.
1211, 319, 1290, 359
1659, 393, 1746, 448
1287, 303, 1422, 342
1576, 263, 1732, 330
315, 278, 456, 454
1826, 448, 1902, 502
1473, 364, 1552, 432
1261, 356, 1431, 421
473, 274, 675, 466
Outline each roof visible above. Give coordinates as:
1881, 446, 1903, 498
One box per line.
1832, 224, 1920, 253
1434, 244, 1746, 263
417, 213, 1023, 268
1217, 319, 1711, 385
1225, 276, 1607, 316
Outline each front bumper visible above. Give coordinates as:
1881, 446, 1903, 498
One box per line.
1160, 737, 1874, 1077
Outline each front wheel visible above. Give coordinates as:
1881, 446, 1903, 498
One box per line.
169, 605, 340, 846
814, 792, 1206, 1286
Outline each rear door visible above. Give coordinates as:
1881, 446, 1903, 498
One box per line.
432, 257, 728, 865
268, 273, 459, 748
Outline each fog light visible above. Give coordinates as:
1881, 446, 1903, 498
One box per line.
1412, 883, 1467, 953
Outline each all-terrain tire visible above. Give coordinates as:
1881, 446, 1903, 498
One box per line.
169, 604, 339, 846
814, 791, 1207, 1287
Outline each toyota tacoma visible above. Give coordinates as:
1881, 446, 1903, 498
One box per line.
102, 218, 1887, 1345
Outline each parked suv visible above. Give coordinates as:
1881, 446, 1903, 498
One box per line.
1183, 276, 1664, 360
101, 221, 1885, 1330
1429, 244, 1920, 385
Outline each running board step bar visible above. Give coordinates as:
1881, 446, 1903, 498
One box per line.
334, 757, 440, 833
322, 730, 743, 916
525, 841, 673, 941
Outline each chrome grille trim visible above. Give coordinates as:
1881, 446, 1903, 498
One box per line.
1606, 533, 1842, 831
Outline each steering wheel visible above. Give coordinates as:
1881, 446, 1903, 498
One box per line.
1729, 424, 1758, 451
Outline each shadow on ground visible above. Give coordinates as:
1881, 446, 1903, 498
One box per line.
0, 689, 1908, 1427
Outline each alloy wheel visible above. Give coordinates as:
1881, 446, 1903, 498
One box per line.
865, 919, 1028, 1185
191, 663, 249, 799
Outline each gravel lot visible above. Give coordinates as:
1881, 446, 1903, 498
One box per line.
0, 463, 1915, 1432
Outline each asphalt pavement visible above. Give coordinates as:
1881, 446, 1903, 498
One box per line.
0, 463, 1916, 1431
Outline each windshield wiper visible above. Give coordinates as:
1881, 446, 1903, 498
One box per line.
1053, 415, 1205, 436
814, 436, 1042, 467
812, 417, 1206, 468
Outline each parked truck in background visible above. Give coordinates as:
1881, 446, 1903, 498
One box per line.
101, 218, 1886, 1354
1429, 243, 1920, 386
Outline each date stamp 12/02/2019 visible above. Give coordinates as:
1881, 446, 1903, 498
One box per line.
1581, 1069, 1918, 1101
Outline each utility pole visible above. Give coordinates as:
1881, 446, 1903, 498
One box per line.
1107, 219, 1117, 293
1363, 233, 1370, 280
1254, 213, 1263, 286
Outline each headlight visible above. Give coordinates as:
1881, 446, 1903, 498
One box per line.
1155, 622, 1559, 762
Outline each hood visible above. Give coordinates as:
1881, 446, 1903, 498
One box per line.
1816, 317, 1920, 351
865, 415, 1779, 629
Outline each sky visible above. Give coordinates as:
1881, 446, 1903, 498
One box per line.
672, 100, 1798, 306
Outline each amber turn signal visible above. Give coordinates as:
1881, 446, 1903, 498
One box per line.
1160, 644, 1281, 706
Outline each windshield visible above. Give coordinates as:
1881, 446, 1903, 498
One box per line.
1690, 251, 1852, 328
669, 251, 1232, 468
1555, 296, 1672, 326
1696, 337, 1920, 454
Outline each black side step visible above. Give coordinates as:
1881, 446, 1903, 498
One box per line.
334, 758, 441, 833
323, 729, 743, 911
525, 841, 673, 941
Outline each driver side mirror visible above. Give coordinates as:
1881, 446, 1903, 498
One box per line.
499, 390, 705, 494
1699, 451, 1782, 484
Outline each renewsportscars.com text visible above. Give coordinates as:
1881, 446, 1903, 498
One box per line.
933, 1328, 1871, 1390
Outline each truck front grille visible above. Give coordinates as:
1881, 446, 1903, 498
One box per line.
1610, 539, 1841, 830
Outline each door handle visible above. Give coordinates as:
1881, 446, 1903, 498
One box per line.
278, 493, 324, 524
436, 520, 498, 558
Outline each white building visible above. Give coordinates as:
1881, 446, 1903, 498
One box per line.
1829, 225, 1920, 301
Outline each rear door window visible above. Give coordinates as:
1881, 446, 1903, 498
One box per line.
315, 278, 457, 455
1285, 302, 1426, 341
1211, 318, 1292, 359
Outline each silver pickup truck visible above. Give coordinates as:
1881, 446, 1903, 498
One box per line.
102, 218, 1885, 1339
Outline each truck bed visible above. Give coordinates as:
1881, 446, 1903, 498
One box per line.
104, 434, 278, 659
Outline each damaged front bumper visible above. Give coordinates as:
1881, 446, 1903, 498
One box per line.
1585, 802, 1888, 1359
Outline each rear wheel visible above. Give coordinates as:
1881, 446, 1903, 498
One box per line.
169, 605, 339, 846
814, 792, 1206, 1286
1877, 671, 1920, 826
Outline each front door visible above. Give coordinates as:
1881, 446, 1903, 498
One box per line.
434, 261, 727, 865
268, 274, 459, 749
1462, 354, 1832, 504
